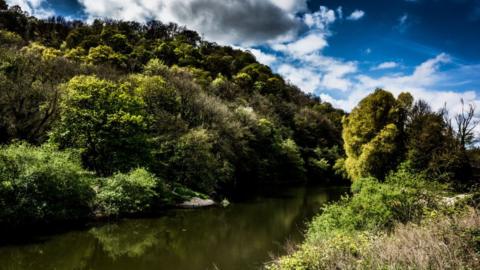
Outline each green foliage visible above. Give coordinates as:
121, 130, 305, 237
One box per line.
0, 143, 95, 226
267, 164, 450, 270
351, 123, 400, 180
343, 89, 407, 180
0, 30, 22, 47
53, 75, 151, 176
0, 9, 352, 226
343, 89, 470, 185
0, 0, 7, 10
64, 47, 86, 62
307, 166, 435, 241
159, 128, 233, 195
308, 146, 343, 180
96, 168, 163, 216
0, 47, 76, 144
143, 58, 169, 76
405, 100, 466, 183
278, 138, 306, 180
87, 45, 127, 68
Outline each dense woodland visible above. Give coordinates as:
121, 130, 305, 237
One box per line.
0, 2, 347, 228
0, 4, 479, 266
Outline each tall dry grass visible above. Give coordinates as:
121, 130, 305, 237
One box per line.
364, 208, 480, 269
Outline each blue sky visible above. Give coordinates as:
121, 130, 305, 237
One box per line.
7, 0, 480, 112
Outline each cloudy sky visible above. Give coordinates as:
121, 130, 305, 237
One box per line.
7, 0, 480, 113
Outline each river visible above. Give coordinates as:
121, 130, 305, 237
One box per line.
0, 185, 346, 270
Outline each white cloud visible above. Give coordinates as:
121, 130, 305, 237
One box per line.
372, 61, 399, 70
278, 64, 322, 94
248, 48, 277, 65
272, 0, 307, 13
266, 6, 357, 93
347, 10, 365, 21
323, 53, 480, 119
396, 13, 410, 32
303, 6, 336, 29
272, 32, 328, 57
336, 6, 343, 19
7, 0, 54, 17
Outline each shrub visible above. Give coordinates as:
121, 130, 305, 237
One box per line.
86, 45, 127, 68
0, 143, 95, 227
307, 166, 436, 242
0, 30, 22, 47
96, 168, 164, 216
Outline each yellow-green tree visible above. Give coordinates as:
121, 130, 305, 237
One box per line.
343, 89, 408, 180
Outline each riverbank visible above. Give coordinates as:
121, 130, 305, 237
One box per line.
267, 169, 480, 269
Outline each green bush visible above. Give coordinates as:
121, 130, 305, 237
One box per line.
96, 168, 165, 216
307, 165, 436, 242
0, 30, 22, 47
0, 143, 95, 226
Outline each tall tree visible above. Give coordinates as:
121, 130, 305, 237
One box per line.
0, 0, 7, 10
342, 89, 404, 180
53, 76, 151, 176
0, 47, 75, 144
455, 99, 478, 150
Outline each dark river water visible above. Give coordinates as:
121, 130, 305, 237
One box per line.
0, 185, 346, 270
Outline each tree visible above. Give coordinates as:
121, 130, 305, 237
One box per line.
87, 45, 127, 69
0, 47, 76, 144
100, 27, 131, 54
455, 99, 478, 150
342, 89, 403, 180
402, 99, 468, 184
0, 30, 22, 47
159, 128, 233, 194
0, 0, 7, 10
293, 107, 339, 149
53, 76, 151, 176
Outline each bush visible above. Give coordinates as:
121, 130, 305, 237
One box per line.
96, 168, 165, 216
0, 143, 95, 227
0, 30, 22, 47
307, 166, 436, 242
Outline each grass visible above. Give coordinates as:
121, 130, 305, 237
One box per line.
363, 208, 480, 269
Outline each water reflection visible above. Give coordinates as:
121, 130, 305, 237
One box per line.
0, 186, 346, 270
